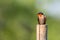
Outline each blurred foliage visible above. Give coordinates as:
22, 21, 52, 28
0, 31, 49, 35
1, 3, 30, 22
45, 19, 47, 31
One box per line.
0, 0, 36, 40
0, 0, 60, 40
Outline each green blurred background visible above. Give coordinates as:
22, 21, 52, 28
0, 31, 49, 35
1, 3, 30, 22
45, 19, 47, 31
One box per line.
0, 0, 60, 40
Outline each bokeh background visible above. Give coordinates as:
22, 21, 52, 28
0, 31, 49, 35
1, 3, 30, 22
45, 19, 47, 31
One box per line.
0, 0, 60, 40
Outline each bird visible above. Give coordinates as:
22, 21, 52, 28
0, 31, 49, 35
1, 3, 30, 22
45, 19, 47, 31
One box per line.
37, 12, 46, 25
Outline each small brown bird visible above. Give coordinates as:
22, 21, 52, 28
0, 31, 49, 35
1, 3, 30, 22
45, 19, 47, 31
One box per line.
37, 12, 46, 25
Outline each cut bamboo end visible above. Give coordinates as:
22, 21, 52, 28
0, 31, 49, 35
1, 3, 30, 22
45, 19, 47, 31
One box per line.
36, 24, 47, 40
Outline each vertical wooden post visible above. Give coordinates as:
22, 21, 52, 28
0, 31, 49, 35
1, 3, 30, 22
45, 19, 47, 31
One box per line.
36, 24, 47, 40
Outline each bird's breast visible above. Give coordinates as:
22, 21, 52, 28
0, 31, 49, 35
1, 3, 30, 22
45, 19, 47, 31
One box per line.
38, 15, 44, 25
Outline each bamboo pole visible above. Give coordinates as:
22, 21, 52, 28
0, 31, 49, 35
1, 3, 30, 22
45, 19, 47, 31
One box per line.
36, 12, 47, 40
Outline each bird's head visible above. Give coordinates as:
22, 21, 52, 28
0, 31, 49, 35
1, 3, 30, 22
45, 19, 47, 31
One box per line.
37, 12, 43, 17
